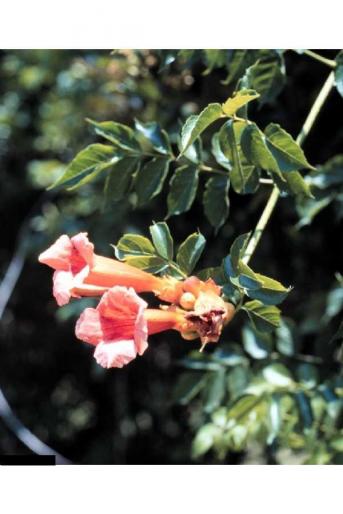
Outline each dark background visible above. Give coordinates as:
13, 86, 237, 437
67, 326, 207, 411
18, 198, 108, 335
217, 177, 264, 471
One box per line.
0, 50, 342, 463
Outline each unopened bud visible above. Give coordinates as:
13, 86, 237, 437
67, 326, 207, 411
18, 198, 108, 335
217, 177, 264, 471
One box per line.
180, 330, 199, 341
224, 302, 236, 324
179, 292, 196, 310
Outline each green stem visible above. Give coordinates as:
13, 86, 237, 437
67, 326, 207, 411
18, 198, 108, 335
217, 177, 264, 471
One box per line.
199, 165, 228, 176
242, 71, 335, 265
168, 261, 188, 279
302, 50, 337, 69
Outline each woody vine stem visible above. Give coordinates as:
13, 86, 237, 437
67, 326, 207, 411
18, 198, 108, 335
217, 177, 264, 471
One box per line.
242, 69, 336, 265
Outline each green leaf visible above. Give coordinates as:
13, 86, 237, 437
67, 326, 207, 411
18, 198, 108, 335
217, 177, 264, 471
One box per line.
179, 103, 223, 155
273, 171, 314, 199
296, 194, 333, 228
167, 165, 199, 217
227, 394, 261, 421
227, 366, 250, 399
243, 300, 281, 332
203, 49, 228, 75
104, 157, 139, 203
172, 372, 207, 405
176, 232, 206, 275
149, 222, 173, 260
211, 133, 231, 170
203, 175, 230, 231
335, 51, 343, 97
267, 394, 282, 444
241, 123, 283, 177
243, 53, 285, 106
264, 123, 315, 172
183, 137, 203, 164
134, 119, 172, 155
50, 144, 122, 189
275, 319, 297, 356
222, 88, 260, 116
222, 50, 259, 85
329, 436, 343, 452
245, 273, 292, 305
307, 155, 343, 189
203, 369, 226, 413
219, 120, 259, 194
197, 266, 226, 284
296, 363, 319, 389
114, 233, 155, 259
262, 363, 294, 388
192, 423, 218, 458
87, 119, 141, 152
229, 232, 251, 273
134, 157, 170, 205
242, 325, 272, 359
121, 255, 168, 274
294, 391, 313, 429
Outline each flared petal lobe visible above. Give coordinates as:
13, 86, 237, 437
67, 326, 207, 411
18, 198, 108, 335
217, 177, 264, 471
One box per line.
75, 286, 149, 369
94, 340, 137, 368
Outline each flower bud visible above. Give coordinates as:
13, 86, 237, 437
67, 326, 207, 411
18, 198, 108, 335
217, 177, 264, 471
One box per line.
179, 292, 196, 310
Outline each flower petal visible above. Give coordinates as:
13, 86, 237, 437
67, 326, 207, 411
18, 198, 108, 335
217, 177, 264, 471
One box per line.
75, 307, 103, 345
94, 340, 137, 368
52, 269, 74, 306
38, 235, 73, 271
71, 232, 94, 268
97, 286, 149, 355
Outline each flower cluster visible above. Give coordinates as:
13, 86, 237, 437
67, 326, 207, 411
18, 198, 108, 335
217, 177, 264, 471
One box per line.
38, 233, 235, 369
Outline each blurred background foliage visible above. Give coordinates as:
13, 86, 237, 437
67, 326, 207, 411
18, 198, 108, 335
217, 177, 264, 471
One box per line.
0, 49, 342, 464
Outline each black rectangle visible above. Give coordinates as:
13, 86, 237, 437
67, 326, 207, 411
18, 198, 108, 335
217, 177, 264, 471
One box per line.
0, 454, 56, 466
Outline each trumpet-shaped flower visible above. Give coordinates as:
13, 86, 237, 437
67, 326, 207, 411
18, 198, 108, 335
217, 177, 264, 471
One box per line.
38, 233, 181, 306
75, 286, 186, 369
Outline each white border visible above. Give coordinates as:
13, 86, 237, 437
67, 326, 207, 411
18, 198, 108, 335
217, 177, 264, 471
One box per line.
0, 465, 342, 512
0, 0, 342, 48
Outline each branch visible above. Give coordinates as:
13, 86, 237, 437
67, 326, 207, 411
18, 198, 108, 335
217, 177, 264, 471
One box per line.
242, 71, 335, 265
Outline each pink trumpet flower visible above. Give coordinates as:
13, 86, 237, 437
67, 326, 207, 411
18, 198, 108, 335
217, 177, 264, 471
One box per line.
75, 286, 186, 369
38, 233, 182, 306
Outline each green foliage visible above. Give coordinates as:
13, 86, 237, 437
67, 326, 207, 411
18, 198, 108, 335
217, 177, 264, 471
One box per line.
11, 49, 342, 464
203, 175, 230, 231
296, 154, 343, 226
335, 51, 343, 97
179, 103, 223, 155
242, 52, 286, 106
114, 222, 206, 278
176, 232, 206, 275
222, 89, 260, 116
167, 164, 199, 217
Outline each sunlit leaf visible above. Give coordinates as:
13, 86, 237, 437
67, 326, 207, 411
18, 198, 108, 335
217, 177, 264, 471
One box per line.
50, 144, 122, 189
222, 89, 260, 117
243, 300, 281, 332
87, 119, 141, 152
176, 232, 206, 275
134, 119, 172, 155
114, 233, 155, 259
149, 221, 174, 260
242, 325, 272, 359
264, 123, 315, 172
179, 103, 223, 155
262, 363, 294, 388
